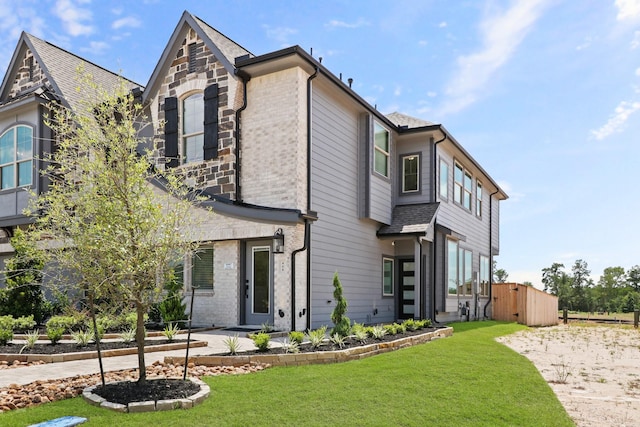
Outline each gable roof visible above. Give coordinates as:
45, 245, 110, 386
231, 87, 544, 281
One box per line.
377, 203, 440, 238
0, 32, 141, 112
142, 10, 252, 103
387, 112, 436, 128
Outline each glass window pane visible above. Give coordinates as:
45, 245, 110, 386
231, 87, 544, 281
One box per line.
383, 258, 393, 295
403, 156, 418, 192
454, 164, 463, 183
464, 172, 472, 191
447, 240, 458, 295
18, 161, 32, 186
0, 130, 14, 164
2, 165, 15, 189
440, 161, 448, 198
184, 134, 204, 163
16, 126, 32, 161
374, 123, 388, 152
192, 247, 213, 289
253, 248, 270, 314
374, 149, 388, 176
183, 93, 204, 135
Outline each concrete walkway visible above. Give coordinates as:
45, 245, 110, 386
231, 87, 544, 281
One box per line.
0, 329, 262, 388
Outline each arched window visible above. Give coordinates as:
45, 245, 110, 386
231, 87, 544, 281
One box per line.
182, 93, 204, 164
0, 125, 33, 190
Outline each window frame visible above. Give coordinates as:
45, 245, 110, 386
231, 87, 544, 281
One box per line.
479, 255, 490, 297
400, 153, 420, 194
476, 180, 483, 217
373, 120, 390, 178
454, 161, 472, 211
382, 257, 394, 296
0, 125, 33, 190
439, 158, 449, 200
181, 92, 204, 164
447, 239, 458, 296
190, 245, 214, 290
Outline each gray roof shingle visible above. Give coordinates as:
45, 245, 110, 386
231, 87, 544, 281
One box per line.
386, 112, 436, 128
377, 203, 440, 236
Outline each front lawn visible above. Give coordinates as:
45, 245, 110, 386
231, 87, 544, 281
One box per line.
0, 321, 573, 426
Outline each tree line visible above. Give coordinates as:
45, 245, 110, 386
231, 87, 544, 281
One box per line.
541, 260, 640, 313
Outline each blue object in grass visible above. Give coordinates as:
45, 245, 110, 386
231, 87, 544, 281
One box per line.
28, 415, 88, 427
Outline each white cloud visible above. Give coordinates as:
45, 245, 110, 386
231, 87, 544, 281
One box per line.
591, 101, 640, 140
394, 85, 402, 96
631, 30, 640, 49
80, 40, 109, 54
112, 16, 141, 30
325, 18, 370, 29
427, 91, 437, 97
576, 36, 592, 51
440, 0, 551, 115
636, 67, 640, 76
262, 25, 297, 47
438, 21, 447, 28
418, 40, 428, 46
53, 0, 93, 36
615, 0, 640, 20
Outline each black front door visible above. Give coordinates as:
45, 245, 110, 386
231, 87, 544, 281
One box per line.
399, 260, 415, 319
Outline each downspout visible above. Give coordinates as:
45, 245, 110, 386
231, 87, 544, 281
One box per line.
234, 70, 250, 203
484, 189, 500, 319
291, 66, 319, 331
431, 130, 446, 322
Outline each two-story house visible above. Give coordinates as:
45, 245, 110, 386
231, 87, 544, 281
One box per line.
0, 11, 507, 331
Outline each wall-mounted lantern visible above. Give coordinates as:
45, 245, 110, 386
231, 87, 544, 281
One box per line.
272, 228, 285, 254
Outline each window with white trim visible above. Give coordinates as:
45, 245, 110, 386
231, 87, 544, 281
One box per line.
373, 121, 390, 177
382, 257, 394, 296
459, 248, 472, 296
476, 181, 483, 217
182, 93, 204, 164
439, 158, 448, 200
479, 255, 490, 297
447, 239, 458, 295
191, 246, 213, 289
401, 154, 419, 193
0, 125, 33, 190
454, 162, 472, 211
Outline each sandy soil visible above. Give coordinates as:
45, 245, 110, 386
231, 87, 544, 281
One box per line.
497, 325, 640, 427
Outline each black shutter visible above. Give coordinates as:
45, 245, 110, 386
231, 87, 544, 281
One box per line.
164, 97, 179, 168
203, 84, 219, 160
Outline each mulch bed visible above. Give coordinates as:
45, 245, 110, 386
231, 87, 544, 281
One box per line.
92, 378, 200, 404
0, 339, 185, 355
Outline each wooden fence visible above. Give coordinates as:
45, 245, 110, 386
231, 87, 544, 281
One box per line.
492, 283, 558, 326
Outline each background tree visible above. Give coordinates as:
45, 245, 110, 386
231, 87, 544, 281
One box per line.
25, 70, 202, 382
542, 263, 572, 308
493, 260, 509, 283
570, 259, 592, 311
627, 265, 640, 292
596, 266, 626, 312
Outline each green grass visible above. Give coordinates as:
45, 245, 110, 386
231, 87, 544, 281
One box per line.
0, 321, 574, 426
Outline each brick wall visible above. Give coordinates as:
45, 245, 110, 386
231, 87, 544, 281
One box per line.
8, 49, 47, 98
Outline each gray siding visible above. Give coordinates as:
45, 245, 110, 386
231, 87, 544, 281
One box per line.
395, 133, 432, 205
310, 81, 395, 328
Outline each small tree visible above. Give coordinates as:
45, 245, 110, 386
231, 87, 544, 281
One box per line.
25, 69, 203, 382
0, 229, 46, 323
331, 272, 350, 337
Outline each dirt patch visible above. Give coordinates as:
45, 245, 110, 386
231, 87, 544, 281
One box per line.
497, 325, 640, 427
0, 339, 184, 355
93, 378, 200, 405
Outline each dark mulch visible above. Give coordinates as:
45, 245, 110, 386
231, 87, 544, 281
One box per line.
220, 327, 443, 356
93, 378, 201, 405
0, 339, 185, 355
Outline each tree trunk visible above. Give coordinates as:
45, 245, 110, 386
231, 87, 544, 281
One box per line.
135, 301, 147, 382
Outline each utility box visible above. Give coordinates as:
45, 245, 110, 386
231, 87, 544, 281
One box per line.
492, 283, 558, 326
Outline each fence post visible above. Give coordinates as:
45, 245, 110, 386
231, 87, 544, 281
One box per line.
634, 309, 639, 329
563, 307, 568, 325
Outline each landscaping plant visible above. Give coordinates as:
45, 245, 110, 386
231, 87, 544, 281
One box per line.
162, 323, 181, 342
119, 328, 136, 344
0, 315, 14, 345
158, 275, 186, 327
288, 331, 304, 345
223, 333, 241, 355
329, 332, 346, 349
19, 329, 40, 353
71, 330, 93, 347
251, 332, 271, 352
306, 326, 327, 349
281, 338, 300, 354
46, 325, 64, 344
330, 272, 351, 337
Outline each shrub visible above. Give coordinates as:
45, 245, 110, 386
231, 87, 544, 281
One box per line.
369, 325, 387, 340
71, 329, 93, 346
46, 315, 83, 333
20, 329, 40, 353
223, 333, 241, 355
306, 326, 327, 349
330, 272, 351, 337
260, 322, 273, 333
403, 318, 418, 331
330, 332, 346, 349
0, 315, 14, 330
384, 324, 399, 335
119, 328, 136, 344
351, 323, 368, 344
14, 315, 36, 332
162, 322, 181, 342
252, 332, 271, 352
289, 331, 304, 345
158, 275, 187, 327
282, 338, 300, 354
46, 325, 64, 344
416, 319, 432, 328
0, 315, 14, 345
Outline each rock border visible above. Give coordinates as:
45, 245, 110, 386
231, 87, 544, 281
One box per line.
82, 377, 210, 413
166, 327, 453, 368
0, 340, 208, 364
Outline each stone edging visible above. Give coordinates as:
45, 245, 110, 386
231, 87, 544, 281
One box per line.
83, 377, 210, 413
166, 327, 453, 368
0, 340, 208, 364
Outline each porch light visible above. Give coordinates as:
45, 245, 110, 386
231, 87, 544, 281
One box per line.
272, 228, 285, 254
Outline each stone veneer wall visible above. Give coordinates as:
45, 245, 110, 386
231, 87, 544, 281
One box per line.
8, 49, 47, 99
154, 28, 239, 199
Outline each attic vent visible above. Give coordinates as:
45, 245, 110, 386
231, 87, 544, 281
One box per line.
188, 43, 197, 73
